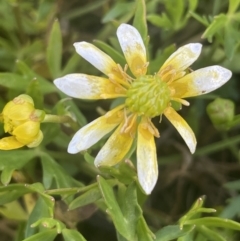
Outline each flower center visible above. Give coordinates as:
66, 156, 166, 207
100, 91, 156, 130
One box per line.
125, 75, 171, 118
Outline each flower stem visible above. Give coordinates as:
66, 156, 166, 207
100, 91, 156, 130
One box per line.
42, 114, 79, 131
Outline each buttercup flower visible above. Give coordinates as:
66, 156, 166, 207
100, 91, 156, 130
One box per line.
54, 24, 232, 194
0, 94, 45, 150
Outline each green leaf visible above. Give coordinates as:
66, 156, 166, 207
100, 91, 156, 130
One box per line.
16, 60, 56, 94
220, 196, 240, 219
165, 0, 185, 28
63, 0, 108, 20
94, 40, 126, 66
224, 23, 239, 59
102, 2, 135, 23
97, 175, 131, 240
188, 0, 198, 11
147, 14, 172, 29
188, 11, 209, 27
69, 187, 102, 210
47, 20, 62, 79
31, 218, 65, 233
61, 52, 81, 76
25, 197, 52, 238
155, 225, 195, 241
133, 0, 148, 44
62, 229, 87, 241
22, 230, 57, 241
0, 73, 29, 90
202, 14, 227, 42
0, 149, 36, 185
228, 0, 240, 14
0, 200, 27, 221
26, 79, 44, 109
184, 217, 240, 230
137, 216, 155, 241
197, 225, 226, 241
121, 183, 140, 238
84, 152, 95, 164
40, 153, 82, 190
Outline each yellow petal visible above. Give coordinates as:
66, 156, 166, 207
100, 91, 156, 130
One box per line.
74, 42, 118, 76
3, 103, 33, 120
68, 105, 125, 154
54, 74, 126, 99
137, 119, 158, 195
173, 66, 232, 98
159, 43, 202, 73
117, 24, 147, 77
27, 130, 43, 148
94, 121, 135, 167
13, 121, 40, 144
164, 107, 196, 153
0, 136, 24, 150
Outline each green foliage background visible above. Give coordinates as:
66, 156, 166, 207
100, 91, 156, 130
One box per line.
0, 0, 240, 240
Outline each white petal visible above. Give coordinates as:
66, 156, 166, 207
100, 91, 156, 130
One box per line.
164, 107, 196, 154
74, 42, 118, 76
175, 66, 232, 98
54, 74, 126, 99
68, 106, 124, 154
117, 24, 147, 77
137, 121, 158, 195
160, 43, 202, 72
94, 122, 134, 167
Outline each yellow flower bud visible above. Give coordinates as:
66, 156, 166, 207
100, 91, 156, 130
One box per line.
0, 94, 45, 150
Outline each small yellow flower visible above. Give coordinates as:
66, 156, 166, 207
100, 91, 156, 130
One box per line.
54, 24, 232, 194
0, 94, 45, 150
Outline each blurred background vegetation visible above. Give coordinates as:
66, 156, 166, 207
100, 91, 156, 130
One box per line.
0, 0, 240, 240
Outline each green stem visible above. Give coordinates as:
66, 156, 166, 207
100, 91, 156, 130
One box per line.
42, 114, 79, 131
159, 135, 240, 165
194, 135, 240, 157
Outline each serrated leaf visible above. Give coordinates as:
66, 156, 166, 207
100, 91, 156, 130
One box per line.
97, 175, 131, 240
40, 153, 82, 190
22, 230, 57, 241
0, 149, 36, 185
188, 11, 209, 27
155, 225, 195, 241
47, 20, 62, 79
62, 229, 87, 241
202, 14, 227, 42
69, 187, 102, 210
133, 0, 148, 45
